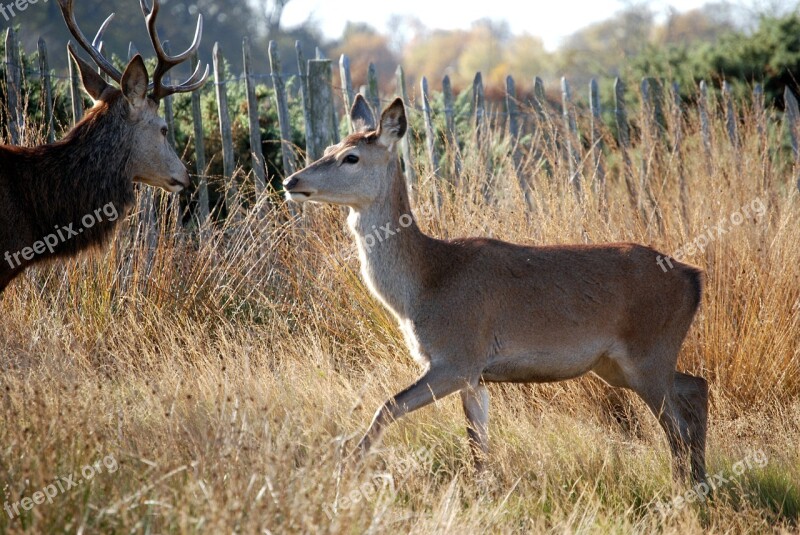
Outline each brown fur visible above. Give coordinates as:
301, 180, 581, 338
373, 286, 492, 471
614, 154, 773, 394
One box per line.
0, 53, 189, 294
284, 95, 708, 484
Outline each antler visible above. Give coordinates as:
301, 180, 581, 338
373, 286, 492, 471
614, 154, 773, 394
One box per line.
140, 0, 209, 101
57, 0, 123, 83
58, 0, 209, 101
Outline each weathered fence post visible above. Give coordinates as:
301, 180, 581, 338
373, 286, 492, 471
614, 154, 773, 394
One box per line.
442, 74, 461, 181
420, 76, 440, 178
243, 37, 267, 194
395, 65, 417, 192
67, 43, 84, 125
671, 81, 689, 225
639, 78, 663, 233
589, 78, 606, 203
269, 40, 296, 179
506, 75, 522, 170
339, 54, 354, 132
786, 87, 800, 192
295, 42, 313, 165
4, 27, 22, 143
190, 52, 209, 225
367, 63, 380, 116
722, 81, 739, 150
473, 72, 485, 146
213, 42, 239, 217
306, 59, 335, 161
561, 77, 581, 199
754, 84, 770, 191
531, 76, 551, 175
37, 37, 55, 143
698, 80, 713, 175
161, 42, 177, 147
614, 78, 637, 208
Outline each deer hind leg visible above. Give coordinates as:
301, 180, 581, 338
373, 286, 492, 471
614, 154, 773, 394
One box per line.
672, 371, 708, 484
596, 349, 705, 484
460, 382, 490, 471
633, 373, 705, 485
356, 366, 468, 457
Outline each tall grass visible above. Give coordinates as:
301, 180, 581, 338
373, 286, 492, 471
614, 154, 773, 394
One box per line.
0, 89, 798, 533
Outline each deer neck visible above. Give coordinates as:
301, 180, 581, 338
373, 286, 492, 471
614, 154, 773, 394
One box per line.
347, 158, 430, 320
25, 99, 135, 250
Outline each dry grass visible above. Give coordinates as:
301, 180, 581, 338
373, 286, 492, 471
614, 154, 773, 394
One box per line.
1, 98, 799, 534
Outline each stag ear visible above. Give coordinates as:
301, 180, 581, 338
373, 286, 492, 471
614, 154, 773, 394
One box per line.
350, 94, 376, 133
68, 43, 110, 102
377, 98, 407, 148
120, 55, 150, 110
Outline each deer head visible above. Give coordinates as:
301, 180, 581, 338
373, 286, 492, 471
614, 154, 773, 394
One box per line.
284, 95, 408, 209
57, 0, 209, 193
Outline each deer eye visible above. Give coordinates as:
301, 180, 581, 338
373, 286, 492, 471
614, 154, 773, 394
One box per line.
161, 126, 168, 137
343, 154, 359, 164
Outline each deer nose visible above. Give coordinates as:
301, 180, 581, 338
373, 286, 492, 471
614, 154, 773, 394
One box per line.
283, 175, 299, 190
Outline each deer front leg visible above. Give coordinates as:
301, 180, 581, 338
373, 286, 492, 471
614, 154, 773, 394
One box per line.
461, 382, 490, 472
356, 367, 467, 456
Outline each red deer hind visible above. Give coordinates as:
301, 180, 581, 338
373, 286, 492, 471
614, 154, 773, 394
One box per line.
284, 95, 709, 485
0, 0, 208, 293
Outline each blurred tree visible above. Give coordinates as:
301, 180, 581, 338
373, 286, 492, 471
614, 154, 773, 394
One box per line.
330, 23, 399, 93
629, 13, 800, 106
9, 0, 261, 75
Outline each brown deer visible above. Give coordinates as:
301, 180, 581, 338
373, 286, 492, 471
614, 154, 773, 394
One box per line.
0, 0, 208, 293
284, 95, 709, 485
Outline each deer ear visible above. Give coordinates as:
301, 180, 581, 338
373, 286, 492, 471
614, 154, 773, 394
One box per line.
377, 98, 407, 148
120, 55, 150, 110
350, 94, 376, 133
68, 43, 110, 102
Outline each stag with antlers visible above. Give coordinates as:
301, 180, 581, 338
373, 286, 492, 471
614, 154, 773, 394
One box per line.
0, 0, 208, 293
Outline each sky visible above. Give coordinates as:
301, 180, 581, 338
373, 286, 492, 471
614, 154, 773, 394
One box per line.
280, 0, 721, 50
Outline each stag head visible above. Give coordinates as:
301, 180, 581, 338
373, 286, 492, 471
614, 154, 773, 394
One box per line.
57, 0, 209, 193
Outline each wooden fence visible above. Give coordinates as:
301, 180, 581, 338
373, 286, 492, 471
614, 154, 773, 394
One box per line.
4, 25, 800, 227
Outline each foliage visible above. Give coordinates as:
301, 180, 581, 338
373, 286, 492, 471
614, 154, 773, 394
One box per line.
628, 13, 800, 105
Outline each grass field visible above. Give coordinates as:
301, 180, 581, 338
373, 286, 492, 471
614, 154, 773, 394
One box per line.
1, 98, 799, 533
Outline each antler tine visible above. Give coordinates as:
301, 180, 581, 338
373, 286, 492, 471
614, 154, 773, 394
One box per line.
57, 0, 123, 82
141, 0, 208, 100
92, 13, 115, 49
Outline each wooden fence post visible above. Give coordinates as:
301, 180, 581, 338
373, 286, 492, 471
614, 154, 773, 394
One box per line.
340, 54, 354, 132
37, 37, 55, 143
190, 52, 209, 225
420, 76, 440, 177
4, 27, 22, 144
671, 81, 689, 225
367, 62, 380, 115
213, 42, 239, 216
698, 80, 713, 175
589, 78, 606, 202
243, 37, 267, 194
161, 42, 177, 147
639, 78, 663, 233
269, 40, 296, 179
561, 77, 581, 199
506, 75, 522, 171
786, 87, 800, 192
306, 59, 335, 161
295, 42, 313, 166
531, 76, 551, 174
754, 84, 770, 191
614, 78, 637, 208
395, 65, 417, 191
442, 74, 461, 181
67, 43, 83, 125
723, 81, 739, 149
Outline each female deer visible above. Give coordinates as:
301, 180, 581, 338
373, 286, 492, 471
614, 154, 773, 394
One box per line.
0, 0, 208, 293
284, 95, 708, 484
